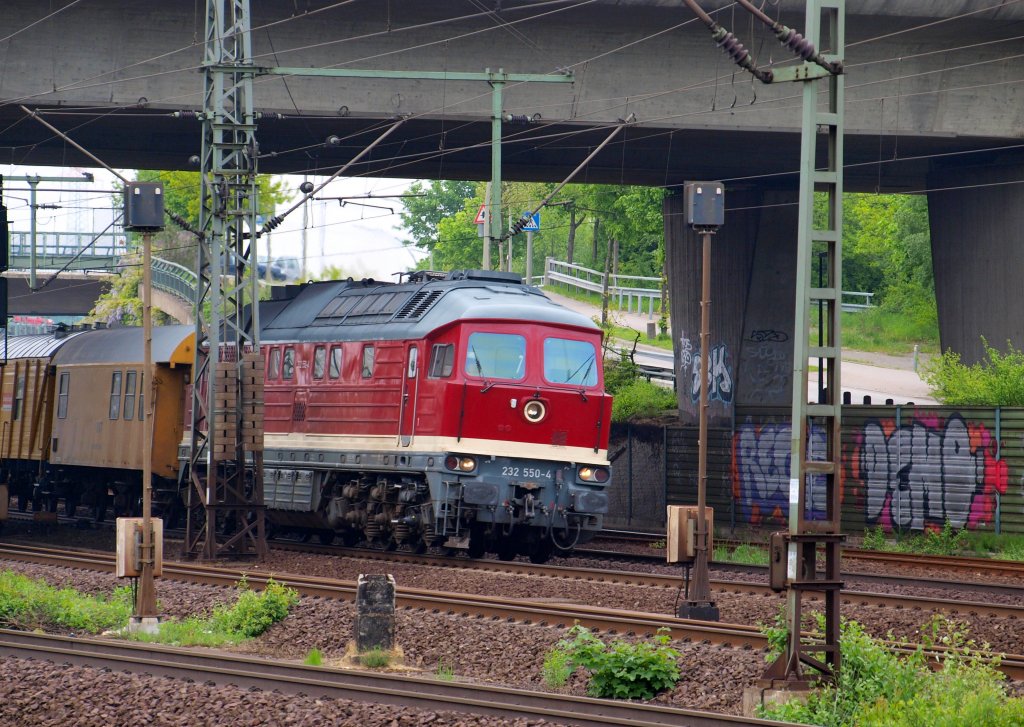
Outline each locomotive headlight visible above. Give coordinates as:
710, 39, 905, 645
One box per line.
444, 455, 477, 472
578, 466, 610, 483
523, 399, 547, 423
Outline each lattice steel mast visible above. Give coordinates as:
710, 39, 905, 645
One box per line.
185, 0, 266, 560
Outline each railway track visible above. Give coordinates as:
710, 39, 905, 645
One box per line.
0, 629, 787, 727
1, 542, 1022, 681
275, 543, 1024, 622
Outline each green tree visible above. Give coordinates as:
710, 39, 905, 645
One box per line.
90, 171, 291, 324
924, 339, 1024, 406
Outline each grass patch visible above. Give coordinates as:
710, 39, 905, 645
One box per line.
759, 615, 1024, 726
304, 648, 323, 666
360, 648, 391, 668
840, 309, 938, 355
713, 544, 769, 566
129, 577, 299, 648
436, 660, 456, 682
0, 570, 133, 633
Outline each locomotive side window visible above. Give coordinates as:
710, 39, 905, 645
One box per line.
313, 346, 326, 379
407, 347, 418, 377
283, 347, 295, 380
543, 338, 598, 386
362, 345, 375, 378
123, 371, 137, 421
57, 372, 70, 419
465, 333, 526, 381
109, 371, 123, 420
12, 374, 25, 420
428, 344, 455, 378
329, 346, 342, 379
269, 348, 281, 380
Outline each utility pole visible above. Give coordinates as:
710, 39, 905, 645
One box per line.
483, 182, 492, 269
677, 182, 724, 622
187, 0, 267, 561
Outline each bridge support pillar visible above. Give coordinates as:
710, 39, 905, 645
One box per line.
665, 188, 799, 424
928, 160, 1024, 365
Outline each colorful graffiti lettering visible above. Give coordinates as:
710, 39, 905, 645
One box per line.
853, 413, 1007, 531
732, 419, 828, 525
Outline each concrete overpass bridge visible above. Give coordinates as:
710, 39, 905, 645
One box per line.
2, 0, 1023, 421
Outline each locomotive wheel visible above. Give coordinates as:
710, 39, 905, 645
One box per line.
383, 537, 398, 552
412, 540, 428, 555
496, 543, 517, 561
318, 531, 336, 545
341, 530, 361, 547
16, 493, 28, 512
64, 495, 79, 518
467, 533, 487, 559
528, 542, 553, 565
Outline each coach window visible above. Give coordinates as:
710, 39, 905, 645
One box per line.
109, 371, 123, 420
283, 347, 295, 380
313, 346, 326, 379
268, 348, 281, 380
465, 332, 526, 381
329, 346, 342, 379
123, 371, 137, 420
361, 345, 375, 378
428, 343, 455, 378
543, 338, 598, 387
12, 374, 25, 420
57, 372, 70, 419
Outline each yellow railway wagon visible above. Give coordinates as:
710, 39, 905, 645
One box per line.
45, 326, 194, 518
0, 330, 89, 510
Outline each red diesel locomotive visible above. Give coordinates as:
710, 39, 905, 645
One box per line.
254, 269, 613, 562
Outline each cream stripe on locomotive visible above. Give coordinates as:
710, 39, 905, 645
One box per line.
260, 433, 609, 467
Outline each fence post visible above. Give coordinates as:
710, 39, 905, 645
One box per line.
543, 257, 551, 286
996, 407, 1002, 534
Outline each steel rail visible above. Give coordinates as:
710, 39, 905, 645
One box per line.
280, 544, 1024, 622
0, 630, 793, 727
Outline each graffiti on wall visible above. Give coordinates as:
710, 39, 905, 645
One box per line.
680, 333, 734, 405
743, 330, 790, 404
732, 419, 828, 525
851, 413, 1007, 531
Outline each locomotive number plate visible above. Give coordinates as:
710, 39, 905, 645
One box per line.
502, 466, 552, 479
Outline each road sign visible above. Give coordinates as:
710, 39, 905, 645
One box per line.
474, 204, 487, 225
521, 211, 540, 231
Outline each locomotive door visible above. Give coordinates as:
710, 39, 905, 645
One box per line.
398, 345, 419, 446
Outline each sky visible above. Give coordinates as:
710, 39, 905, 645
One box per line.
1, 164, 427, 282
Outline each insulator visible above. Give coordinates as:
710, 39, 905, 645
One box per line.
175, 110, 200, 119
776, 27, 816, 61
262, 215, 284, 231
503, 114, 535, 125
716, 31, 751, 66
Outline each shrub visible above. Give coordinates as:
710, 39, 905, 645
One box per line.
0, 571, 132, 633
546, 624, 679, 700
861, 526, 887, 551
304, 648, 323, 666
541, 647, 574, 689
211, 577, 299, 638
924, 339, 1024, 405
611, 379, 677, 421
361, 648, 390, 668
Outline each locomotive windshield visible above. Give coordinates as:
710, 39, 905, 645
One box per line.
543, 338, 598, 386
465, 332, 526, 380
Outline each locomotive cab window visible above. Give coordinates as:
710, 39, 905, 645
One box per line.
428, 343, 455, 378
57, 372, 70, 419
313, 346, 326, 379
361, 345, 375, 378
268, 348, 282, 380
109, 371, 123, 420
407, 347, 418, 377
543, 338, 599, 387
123, 371, 137, 420
465, 332, 526, 381
329, 346, 342, 379
282, 347, 295, 380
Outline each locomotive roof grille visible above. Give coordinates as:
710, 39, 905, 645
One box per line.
314, 290, 413, 325
393, 289, 444, 320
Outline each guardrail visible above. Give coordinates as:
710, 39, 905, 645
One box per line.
541, 257, 874, 315
151, 257, 197, 302
542, 258, 663, 319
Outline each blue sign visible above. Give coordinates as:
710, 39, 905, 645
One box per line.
521, 211, 540, 231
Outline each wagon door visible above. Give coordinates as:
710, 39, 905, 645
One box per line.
398, 345, 419, 446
